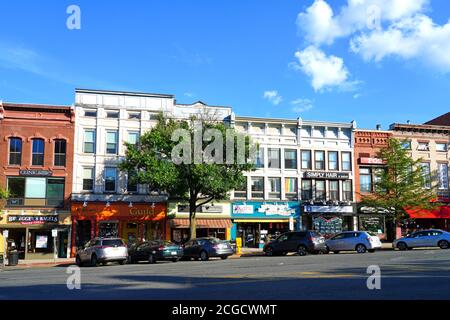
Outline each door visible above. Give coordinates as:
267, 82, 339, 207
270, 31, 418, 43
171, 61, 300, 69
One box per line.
58, 231, 68, 258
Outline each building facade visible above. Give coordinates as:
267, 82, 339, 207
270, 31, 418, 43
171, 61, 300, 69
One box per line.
0, 102, 75, 260
390, 122, 450, 232
230, 116, 357, 247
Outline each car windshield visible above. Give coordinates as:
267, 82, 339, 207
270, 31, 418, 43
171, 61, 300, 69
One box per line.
102, 239, 124, 247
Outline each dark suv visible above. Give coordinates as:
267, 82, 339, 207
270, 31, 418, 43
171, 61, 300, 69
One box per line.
263, 231, 327, 256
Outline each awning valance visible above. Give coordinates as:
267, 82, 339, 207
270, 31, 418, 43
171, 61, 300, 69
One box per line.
406, 206, 450, 219
171, 218, 231, 229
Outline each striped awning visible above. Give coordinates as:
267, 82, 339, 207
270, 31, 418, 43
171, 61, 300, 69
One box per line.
171, 218, 232, 229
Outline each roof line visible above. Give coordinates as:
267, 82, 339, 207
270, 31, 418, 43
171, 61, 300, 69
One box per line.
75, 88, 174, 98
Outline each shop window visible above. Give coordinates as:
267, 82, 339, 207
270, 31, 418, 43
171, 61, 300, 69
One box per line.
315, 180, 326, 200
127, 132, 139, 146
104, 167, 117, 192
285, 177, 297, 200
329, 180, 339, 201
9, 137, 22, 165
251, 177, 264, 199
328, 151, 338, 171
84, 130, 96, 154
54, 139, 67, 167
106, 131, 118, 154
342, 152, 352, 171
301, 150, 311, 169
301, 179, 312, 200
7, 177, 64, 207
83, 167, 94, 191
233, 177, 247, 199
46, 179, 65, 207
99, 222, 119, 238
6, 177, 25, 206
25, 177, 46, 206
32, 139, 45, 166
343, 180, 353, 201
268, 148, 280, 169
315, 151, 325, 170
284, 149, 297, 169
268, 177, 281, 199
255, 147, 264, 169
360, 168, 372, 193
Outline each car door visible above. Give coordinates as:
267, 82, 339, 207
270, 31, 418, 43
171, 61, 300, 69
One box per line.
426, 231, 442, 247
274, 234, 290, 252
79, 241, 90, 261
183, 240, 193, 257
135, 242, 150, 260
327, 233, 346, 251
408, 231, 427, 247
342, 232, 358, 251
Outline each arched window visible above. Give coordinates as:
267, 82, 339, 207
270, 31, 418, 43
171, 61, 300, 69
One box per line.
9, 137, 22, 165
32, 138, 45, 166
54, 139, 67, 166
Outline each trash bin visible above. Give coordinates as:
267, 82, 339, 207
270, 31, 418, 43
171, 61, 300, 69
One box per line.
7, 250, 19, 266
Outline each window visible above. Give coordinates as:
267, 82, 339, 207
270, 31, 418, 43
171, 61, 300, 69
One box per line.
46, 179, 65, 207
128, 112, 141, 120
106, 111, 119, 119
421, 162, 431, 189
84, 130, 96, 153
401, 140, 412, 150
438, 163, 449, 190
315, 151, 325, 170
436, 143, 447, 152
285, 178, 297, 200
6, 177, 64, 207
106, 131, 118, 154
342, 152, 352, 171
268, 148, 280, 169
255, 147, 264, 169
54, 139, 67, 166
32, 139, 45, 166
329, 181, 339, 201
284, 150, 297, 169
315, 180, 326, 200
127, 132, 139, 146
104, 168, 117, 192
418, 142, 429, 151
328, 151, 338, 171
360, 168, 372, 193
83, 168, 94, 191
127, 171, 138, 193
6, 177, 25, 206
251, 177, 264, 199
268, 177, 281, 199
9, 138, 22, 165
343, 180, 353, 201
84, 109, 97, 117
233, 177, 247, 199
301, 150, 311, 169
301, 180, 312, 200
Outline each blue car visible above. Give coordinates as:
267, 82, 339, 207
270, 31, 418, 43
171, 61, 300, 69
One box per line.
182, 237, 234, 261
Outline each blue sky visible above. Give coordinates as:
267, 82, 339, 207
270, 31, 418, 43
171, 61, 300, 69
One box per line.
0, 0, 449, 129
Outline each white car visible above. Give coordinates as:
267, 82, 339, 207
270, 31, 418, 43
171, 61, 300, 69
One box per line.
393, 229, 450, 250
325, 231, 382, 254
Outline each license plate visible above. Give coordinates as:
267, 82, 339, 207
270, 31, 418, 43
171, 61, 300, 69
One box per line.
171, 251, 177, 255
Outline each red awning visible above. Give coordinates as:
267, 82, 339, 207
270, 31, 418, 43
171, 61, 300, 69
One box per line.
406, 206, 450, 219
171, 218, 232, 229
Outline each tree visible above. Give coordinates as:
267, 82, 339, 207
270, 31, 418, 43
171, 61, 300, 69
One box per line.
360, 138, 438, 241
0, 188, 9, 211
119, 114, 255, 239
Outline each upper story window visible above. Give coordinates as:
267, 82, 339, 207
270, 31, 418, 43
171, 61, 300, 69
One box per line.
106, 111, 120, 119
233, 177, 247, 199
84, 130, 96, 154
268, 148, 280, 169
127, 171, 138, 193
255, 147, 264, 169
421, 162, 431, 189
315, 151, 325, 170
128, 112, 141, 120
84, 109, 97, 117
268, 177, 281, 200
106, 131, 118, 154
301, 179, 312, 201
148, 112, 159, 120
285, 177, 297, 200
360, 168, 372, 193
401, 140, 412, 150
54, 139, 67, 167
418, 141, 430, 151
284, 149, 297, 169
104, 167, 117, 192
315, 180, 326, 200
328, 151, 338, 171
9, 138, 22, 166
32, 139, 45, 166
7, 177, 64, 208
438, 163, 449, 190
251, 177, 264, 199
82, 167, 95, 191
342, 152, 352, 171
343, 180, 353, 201
301, 150, 311, 169
127, 132, 139, 146
329, 180, 339, 201
436, 143, 448, 152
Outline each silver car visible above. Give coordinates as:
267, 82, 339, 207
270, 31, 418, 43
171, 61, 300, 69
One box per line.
393, 229, 450, 250
325, 231, 382, 254
76, 238, 128, 267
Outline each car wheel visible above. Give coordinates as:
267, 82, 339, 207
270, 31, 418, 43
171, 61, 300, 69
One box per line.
90, 254, 98, 267
119, 260, 126, 265
220, 256, 228, 260
356, 244, 367, 254
438, 240, 449, 249
75, 255, 83, 267
200, 250, 209, 261
148, 254, 156, 264
264, 247, 274, 256
297, 245, 307, 256
397, 242, 408, 251
323, 247, 330, 254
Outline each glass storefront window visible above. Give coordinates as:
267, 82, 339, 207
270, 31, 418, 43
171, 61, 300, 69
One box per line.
359, 216, 385, 234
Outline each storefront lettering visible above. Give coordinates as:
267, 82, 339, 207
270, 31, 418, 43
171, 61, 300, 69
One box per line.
8, 215, 59, 225
232, 205, 254, 214
302, 171, 350, 179
304, 206, 354, 213
129, 208, 157, 216
359, 157, 384, 165
19, 170, 53, 177
258, 204, 295, 217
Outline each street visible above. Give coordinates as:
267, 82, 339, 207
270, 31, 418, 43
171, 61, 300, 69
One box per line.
0, 249, 449, 300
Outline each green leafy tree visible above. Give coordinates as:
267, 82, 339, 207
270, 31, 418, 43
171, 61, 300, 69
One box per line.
0, 188, 9, 211
119, 114, 255, 239
360, 138, 438, 241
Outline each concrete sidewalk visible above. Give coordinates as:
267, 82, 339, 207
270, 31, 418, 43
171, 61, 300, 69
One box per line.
1, 258, 75, 270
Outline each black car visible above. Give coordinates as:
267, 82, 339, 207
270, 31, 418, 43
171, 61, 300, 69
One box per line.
182, 237, 234, 261
127, 240, 184, 264
263, 231, 327, 256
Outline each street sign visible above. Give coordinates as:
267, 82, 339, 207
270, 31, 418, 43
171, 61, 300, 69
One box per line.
52, 229, 58, 238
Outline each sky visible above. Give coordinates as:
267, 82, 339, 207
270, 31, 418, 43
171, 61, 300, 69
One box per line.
0, 0, 449, 129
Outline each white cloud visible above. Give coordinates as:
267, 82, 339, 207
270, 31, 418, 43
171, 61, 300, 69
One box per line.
291, 98, 314, 113
294, 46, 357, 91
263, 90, 283, 105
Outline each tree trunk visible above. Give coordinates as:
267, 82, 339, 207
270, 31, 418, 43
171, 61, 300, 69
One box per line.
189, 205, 197, 240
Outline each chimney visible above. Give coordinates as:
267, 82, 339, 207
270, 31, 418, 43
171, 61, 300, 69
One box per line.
376, 124, 381, 130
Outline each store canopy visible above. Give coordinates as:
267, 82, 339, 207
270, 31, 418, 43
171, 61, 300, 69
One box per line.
171, 218, 232, 229
406, 206, 450, 219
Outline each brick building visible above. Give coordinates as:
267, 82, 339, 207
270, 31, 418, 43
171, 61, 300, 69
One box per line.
0, 102, 75, 260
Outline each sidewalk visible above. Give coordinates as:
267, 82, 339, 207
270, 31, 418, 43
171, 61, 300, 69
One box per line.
1, 258, 75, 270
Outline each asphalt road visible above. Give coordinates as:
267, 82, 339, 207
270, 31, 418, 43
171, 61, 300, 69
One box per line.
0, 249, 449, 300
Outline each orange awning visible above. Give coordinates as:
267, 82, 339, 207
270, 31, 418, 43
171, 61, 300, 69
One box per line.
406, 206, 450, 219
171, 218, 231, 229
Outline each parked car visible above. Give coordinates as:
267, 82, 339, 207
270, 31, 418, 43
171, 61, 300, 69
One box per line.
128, 240, 184, 264
182, 237, 234, 261
263, 231, 327, 256
393, 229, 450, 250
325, 231, 382, 254
76, 238, 128, 267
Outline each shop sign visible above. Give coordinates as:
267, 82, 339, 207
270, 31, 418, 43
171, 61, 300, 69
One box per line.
359, 157, 384, 165
232, 205, 254, 214
258, 204, 295, 217
313, 216, 343, 235
19, 170, 53, 177
304, 206, 354, 213
302, 171, 350, 180
129, 208, 158, 217
7, 215, 59, 225
177, 205, 223, 213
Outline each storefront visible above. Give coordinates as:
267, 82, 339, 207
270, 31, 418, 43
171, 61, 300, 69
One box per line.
357, 207, 387, 240
0, 211, 72, 260
302, 204, 357, 238
231, 201, 301, 248
405, 206, 450, 233
71, 202, 168, 256
168, 201, 232, 243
